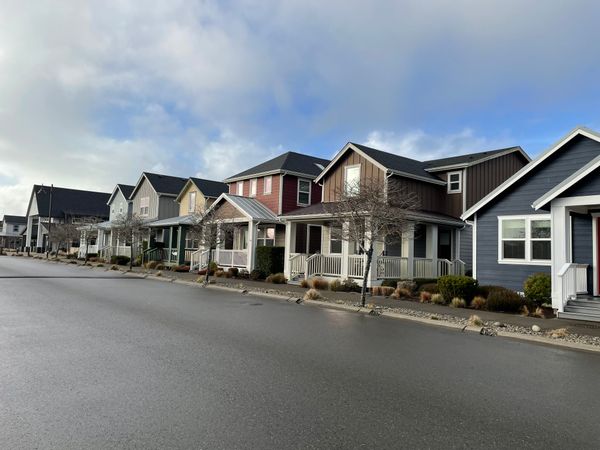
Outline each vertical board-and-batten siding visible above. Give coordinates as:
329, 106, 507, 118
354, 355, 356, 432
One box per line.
158, 196, 180, 220
476, 135, 600, 291
466, 152, 528, 210
322, 150, 384, 202
109, 190, 127, 222
131, 178, 159, 220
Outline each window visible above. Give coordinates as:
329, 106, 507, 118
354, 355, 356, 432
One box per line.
297, 179, 311, 206
344, 165, 361, 195
250, 179, 257, 197
257, 227, 275, 246
185, 238, 199, 249
264, 176, 272, 194
499, 216, 551, 264
140, 196, 149, 216
189, 191, 196, 213
119, 202, 123, 213
237, 181, 244, 196
447, 171, 462, 193
12, 225, 19, 233
330, 226, 342, 254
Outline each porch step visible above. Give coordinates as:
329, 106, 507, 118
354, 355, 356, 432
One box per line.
562, 297, 600, 321
558, 311, 600, 323
567, 299, 600, 309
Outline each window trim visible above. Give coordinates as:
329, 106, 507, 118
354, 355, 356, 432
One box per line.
139, 196, 150, 216
188, 190, 197, 213
329, 226, 342, 254
236, 181, 244, 196
497, 215, 551, 265
297, 178, 311, 206
447, 171, 462, 194
264, 175, 272, 194
249, 178, 257, 197
344, 164, 361, 195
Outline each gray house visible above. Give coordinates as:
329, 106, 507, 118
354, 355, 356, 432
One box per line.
463, 127, 600, 321
0, 215, 27, 250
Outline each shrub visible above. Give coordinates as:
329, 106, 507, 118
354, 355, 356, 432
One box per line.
397, 280, 417, 293
437, 275, 478, 303
310, 278, 329, 290
110, 255, 130, 266
156, 270, 162, 277
449, 297, 467, 308
381, 286, 395, 297
486, 288, 524, 313
304, 288, 322, 300
392, 287, 412, 299
96, 263, 104, 268
173, 265, 190, 272
477, 285, 506, 299
255, 246, 284, 276
215, 269, 226, 278
419, 283, 439, 294
524, 273, 551, 306
237, 269, 249, 279
332, 279, 344, 292
413, 278, 438, 290
470, 296, 487, 310
110, 265, 119, 271
266, 273, 287, 284
341, 278, 360, 293
250, 269, 265, 281
550, 328, 569, 339
228, 267, 239, 277
155, 264, 165, 271
468, 314, 483, 326
146, 260, 158, 270
420, 291, 432, 303
381, 279, 401, 288
300, 279, 310, 288
431, 293, 446, 305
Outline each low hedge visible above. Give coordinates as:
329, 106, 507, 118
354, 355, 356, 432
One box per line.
486, 288, 525, 313
524, 273, 551, 306
110, 255, 130, 265
437, 275, 478, 302
255, 246, 284, 277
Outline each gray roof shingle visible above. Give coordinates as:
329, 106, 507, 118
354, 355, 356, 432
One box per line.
33, 185, 111, 218
189, 177, 228, 198
225, 151, 330, 181
424, 146, 526, 169
143, 172, 188, 196
2, 215, 27, 224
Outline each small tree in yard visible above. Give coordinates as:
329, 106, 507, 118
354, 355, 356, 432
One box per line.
113, 213, 147, 270
48, 222, 80, 259
188, 207, 235, 284
81, 217, 102, 263
325, 180, 419, 307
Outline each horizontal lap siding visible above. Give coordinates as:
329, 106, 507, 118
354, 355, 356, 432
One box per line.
460, 224, 472, 271
323, 151, 384, 202
476, 135, 600, 290
571, 213, 593, 292
560, 166, 600, 197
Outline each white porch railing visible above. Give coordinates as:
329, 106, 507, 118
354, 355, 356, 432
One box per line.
290, 253, 307, 279
376, 256, 409, 279
558, 263, 589, 307
414, 258, 434, 278
190, 249, 211, 271
348, 254, 366, 278
306, 254, 343, 278
214, 249, 248, 268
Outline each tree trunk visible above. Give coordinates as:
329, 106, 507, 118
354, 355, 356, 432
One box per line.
85, 239, 89, 263
360, 246, 374, 307
129, 233, 134, 270
204, 248, 214, 284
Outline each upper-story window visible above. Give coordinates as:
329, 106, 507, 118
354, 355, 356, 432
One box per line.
499, 215, 551, 264
189, 191, 197, 213
447, 171, 462, 194
140, 196, 149, 216
249, 179, 257, 197
344, 164, 361, 195
236, 181, 244, 196
297, 179, 311, 206
264, 176, 272, 194
119, 202, 123, 213
257, 226, 275, 246
12, 225, 19, 233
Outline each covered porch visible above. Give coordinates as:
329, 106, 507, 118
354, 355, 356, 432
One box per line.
283, 215, 466, 286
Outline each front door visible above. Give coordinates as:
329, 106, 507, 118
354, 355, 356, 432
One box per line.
438, 228, 452, 260
308, 225, 322, 254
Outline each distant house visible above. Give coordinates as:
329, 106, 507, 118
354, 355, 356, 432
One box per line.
190, 151, 329, 272
281, 142, 529, 285
0, 215, 27, 250
146, 177, 228, 266
463, 126, 600, 321
25, 185, 110, 253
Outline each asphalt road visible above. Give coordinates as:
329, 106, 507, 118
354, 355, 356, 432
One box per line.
1, 257, 600, 449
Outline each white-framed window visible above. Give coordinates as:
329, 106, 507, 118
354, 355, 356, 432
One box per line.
297, 179, 311, 206
185, 238, 199, 249
111, 207, 115, 214
249, 178, 257, 197
189, 191, 196, 212
236, 181, 244, 196
498, 215, 551, 264
119, 202, 123, 213
13, 225, 19, 233
264, 175, 272, 194
448, 171, 462, 194
257, 227, 275, 246
344, 164, 361, 195
330, 226, 342, 254
140, 196, 149, 216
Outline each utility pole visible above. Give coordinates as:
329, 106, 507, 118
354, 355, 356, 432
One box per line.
46, 184, 53, 259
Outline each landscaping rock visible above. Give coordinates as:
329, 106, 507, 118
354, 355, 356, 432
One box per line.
493, 321, 506, 328
480, 327, 497, 337
532, 325, 541, 332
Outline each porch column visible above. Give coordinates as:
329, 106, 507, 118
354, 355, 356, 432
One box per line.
25, 215, 33, 250
341, 221, 350, 279
167, 226, 173, 263
36, 216, 44, 251
551, 204, 570, 311
283, 221, 293, 279
368, 239, 384, 287
247, 220, 257, 271
426, 224, 438, 277
403, 228, 415, 279
177, 226, 186, 265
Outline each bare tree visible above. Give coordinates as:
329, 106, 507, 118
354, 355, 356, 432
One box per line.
48, 222, 80, 259
81, 217, 102, 263
325, 179, 419, 306
113, 213, 147, 269
188, 206, 235, 284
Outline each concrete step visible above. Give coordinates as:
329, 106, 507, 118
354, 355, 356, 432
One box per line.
564, 305, 600, 316
567, 299, 600, 308
558, 311, 600, 322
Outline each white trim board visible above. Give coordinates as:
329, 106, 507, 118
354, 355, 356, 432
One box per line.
461, 126, 600, 221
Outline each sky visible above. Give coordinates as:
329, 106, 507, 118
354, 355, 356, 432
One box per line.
2, 0, 600, 217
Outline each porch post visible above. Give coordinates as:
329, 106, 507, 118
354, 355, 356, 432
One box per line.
283, 221, 293, 279
36, 216, 44, 251
427, 224, 438, 277
177, 226, 186, 265
405, 228, 415, 279
25, 215, 33, 250
341, 221, 350, 279
247, 220, 257, 271
551, 204, 570, 311
167, 227, 173, 263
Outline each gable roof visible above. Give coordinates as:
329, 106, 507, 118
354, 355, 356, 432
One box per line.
462, 126, 600, 220
30, 185, 110, 218
207, 194, 279, 222
2, 215, 27, 224
424, 146, 530, 171
107, 184, 135, 205
175, 177, 229, 202
315, 142, 446, 185
224, 151, 330, 182
130, 172, 189, 199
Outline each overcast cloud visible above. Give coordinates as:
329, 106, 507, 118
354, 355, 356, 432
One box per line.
1, 0, 600, 216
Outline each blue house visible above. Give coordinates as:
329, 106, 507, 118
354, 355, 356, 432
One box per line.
463, 127, 600, 321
